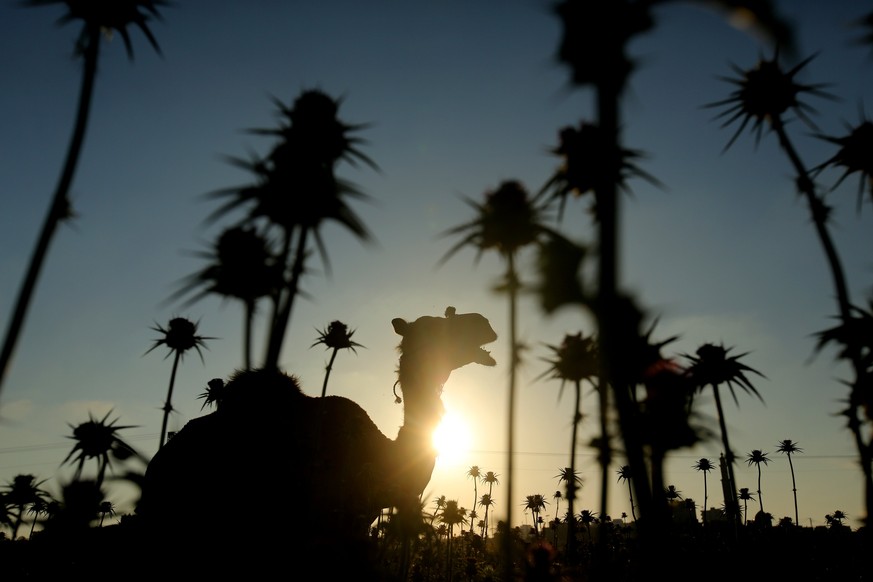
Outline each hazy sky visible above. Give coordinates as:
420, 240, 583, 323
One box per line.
1, 1, 871, 532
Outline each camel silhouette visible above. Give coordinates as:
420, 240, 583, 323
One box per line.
135, 306, 497, 578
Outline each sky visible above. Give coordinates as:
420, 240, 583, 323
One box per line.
1, 0, 872, 533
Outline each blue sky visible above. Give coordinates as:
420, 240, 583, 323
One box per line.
1, 0, 871, 531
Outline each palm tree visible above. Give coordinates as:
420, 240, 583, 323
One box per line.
440, 179, 565, 564
207, 89, 378, 371
165, 225, 281, 370
1, 474, 50, 540
693, 458, 714, 527
146, 316, 214, 449
466, 466, 482, 533
683, 342, 765, 526
776, 439, 804, 526
746, 449, 772, 514
616, 465, 636, 521
738, 487, 756, 526
61, 410, 141, 487
0, 0, 167, 399
311, 320, 364, 397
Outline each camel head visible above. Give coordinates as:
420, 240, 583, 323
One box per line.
392, 306, 497, 388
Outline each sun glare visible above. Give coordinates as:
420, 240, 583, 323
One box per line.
432, 409, 472, 463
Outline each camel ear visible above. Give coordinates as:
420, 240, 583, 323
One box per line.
392, 318, 409, 336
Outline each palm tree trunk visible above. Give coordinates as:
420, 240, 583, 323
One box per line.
0, 24, 100, 399
159, 351, 182, 449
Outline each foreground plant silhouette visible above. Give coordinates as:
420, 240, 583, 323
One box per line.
166, 225, 282, 370
708, 45, 873, 523
61, 410, 142, 488
145, 317, 213, 449
1, 474, 50, 540
205, 89, 378, 371
439, 179, 563, 579
311, 320, 364, 397
0, 0, 167, 400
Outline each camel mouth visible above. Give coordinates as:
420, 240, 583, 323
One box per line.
475, 348, 497, 366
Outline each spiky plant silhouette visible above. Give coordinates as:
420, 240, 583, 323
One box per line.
546, 4, 792, 573
523, 494, 548, 536
745, 449, 771, 515
480, 471, 499, 538
439, 178, 564, 573
616, 464, 636, 522
540, 332, 598, 540
311, 320, 364, 397
466, 465, 481, 534
61, 410, 140, 487
708, 45, 873, 523
554, 466, 584, 556
206, 89, 378, 371
145, 317, 214, 449
692, 458, 714, 527
0, 0, 167, 399
776, 439, 804, 526
1, 474, 50, 540
683, 342, 765, 527
97, 500, 116, 527
167, 225, 282, 370
197, 378, 228, 411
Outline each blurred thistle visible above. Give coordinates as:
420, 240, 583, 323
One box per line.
62, 410, 139, 487
707, 52, 834, 152
0, 0, 168, 400
814, 118, 873, 213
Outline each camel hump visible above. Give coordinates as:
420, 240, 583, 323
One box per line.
216, 368, 304, 412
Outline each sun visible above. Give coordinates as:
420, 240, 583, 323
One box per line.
432, 409, 472, 463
